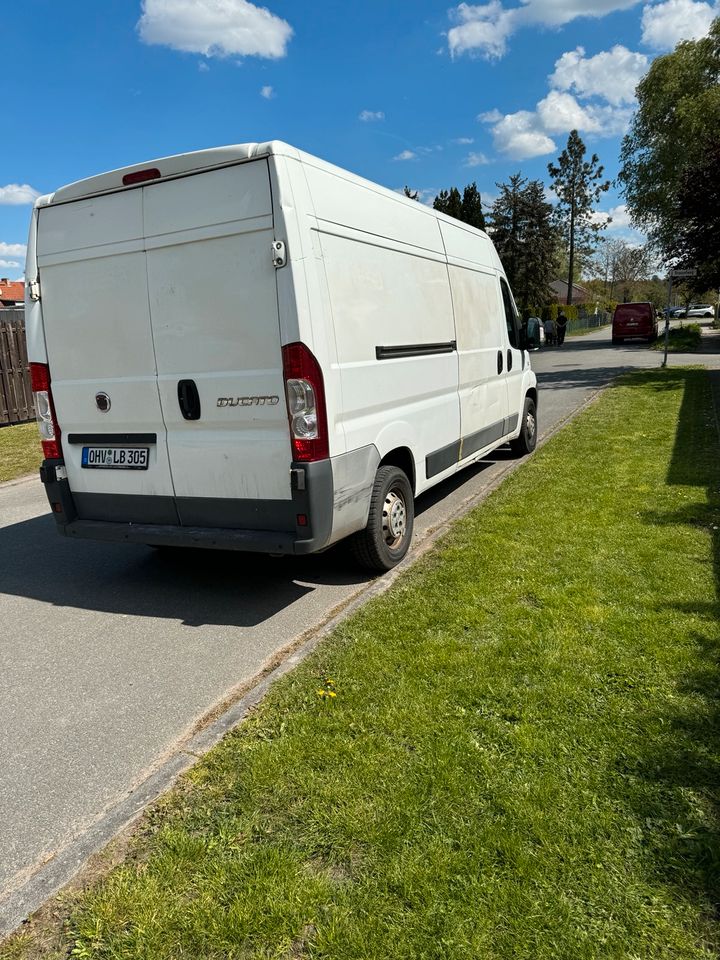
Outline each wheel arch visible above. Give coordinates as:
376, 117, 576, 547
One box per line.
379, 446, 416, 495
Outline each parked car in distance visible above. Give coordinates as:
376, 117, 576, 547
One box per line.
686, 303, 715, 318
525, 317, 546, 350
612, 302, 658, 344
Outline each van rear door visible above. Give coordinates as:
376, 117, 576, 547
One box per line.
144, 161, 292, 526
36, 190, 177, 523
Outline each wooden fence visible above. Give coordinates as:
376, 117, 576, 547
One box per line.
0, 309, 34, 426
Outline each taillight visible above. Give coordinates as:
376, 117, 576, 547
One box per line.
282, 343, 329, 462
122, 167, 161, 186
30, 362, 62, 459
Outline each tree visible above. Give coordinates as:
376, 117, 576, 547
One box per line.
433, 183, 485, 229
668, 145, 720, 290
461, 182, 486, 231
618, 19, 720, 259
434, 187, 464, 221
489, 174, 558, 312
548, 130, 610, 304
589, 238, 652, 300
403, 186, 419, 201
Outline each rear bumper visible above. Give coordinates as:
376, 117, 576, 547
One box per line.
39, 459, 334, 555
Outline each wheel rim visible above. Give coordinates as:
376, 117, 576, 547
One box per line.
382, 488, 407, 549
526, 410, 536, 442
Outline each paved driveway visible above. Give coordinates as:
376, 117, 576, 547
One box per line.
1, 327, 718, 934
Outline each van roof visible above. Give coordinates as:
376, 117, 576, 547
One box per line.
35, 140, 493, 245
37, 141, 291, 207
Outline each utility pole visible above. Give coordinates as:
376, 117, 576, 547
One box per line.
664, 267, 697, 367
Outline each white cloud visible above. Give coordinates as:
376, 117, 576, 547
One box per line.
137, 0, 293, 59
481, 90, 632, 159
260, 84, 274, 98
591, 203, 633, 228
359, 109, 385, 122
393, 150, 417, 161
448, 1, 516, 58
641, 0, 718, 49
0, 184, 40, 205
453, 136, 475, 144
0, 260, 19, 268
448, 0, 642, 58
0, 243, 27, 258
464, 151, 491, 166
198, 60, 210, 71
550, 45, 649, 105
477, 108, 503, 123
486, 110, 557, 159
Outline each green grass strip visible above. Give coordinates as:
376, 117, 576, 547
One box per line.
0, 423, 41, 483
653, 324, 702, 353
9, 369, 720, 960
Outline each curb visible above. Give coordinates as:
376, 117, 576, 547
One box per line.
0, 382, 607, 941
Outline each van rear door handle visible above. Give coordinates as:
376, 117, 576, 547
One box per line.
507, 349, 513, 372
497, 350, 503, 375
178, 379, 201, 421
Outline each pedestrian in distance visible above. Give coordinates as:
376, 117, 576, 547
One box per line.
544, 316, 556, 346
556, 311, 568, 345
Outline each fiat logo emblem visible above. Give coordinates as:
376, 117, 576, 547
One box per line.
95, 392, 111, 413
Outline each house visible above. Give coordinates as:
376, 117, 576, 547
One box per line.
550, 279, 591, 305
0, 279, 24, 308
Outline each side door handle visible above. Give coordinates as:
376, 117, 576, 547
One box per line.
497, 350, 504, 375
507, 349, 513, 372
178, 379, 201, 421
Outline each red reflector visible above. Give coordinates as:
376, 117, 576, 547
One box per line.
42, 440, 62, 460
296, 513, 308, 527
122, 167, 161, 186
30, 361, 50, 391
52, 502, 63, 513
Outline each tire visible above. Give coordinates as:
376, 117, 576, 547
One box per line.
511, 396, 538, 457
612, 336, 624, 345
351, 465, 414, 572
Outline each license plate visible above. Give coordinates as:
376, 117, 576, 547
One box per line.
81, 446, 150, 470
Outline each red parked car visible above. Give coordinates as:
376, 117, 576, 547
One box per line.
612, 302, 659, 344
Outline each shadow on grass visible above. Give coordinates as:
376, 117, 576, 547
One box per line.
633, 369, 720, 929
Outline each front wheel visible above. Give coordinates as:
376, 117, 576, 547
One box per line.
511, 396, 538, 457
351, 465, 414, 572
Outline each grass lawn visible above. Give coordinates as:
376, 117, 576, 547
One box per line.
6, 369, 720, 960
653, 324, 702, 353
0, 422, 41, 482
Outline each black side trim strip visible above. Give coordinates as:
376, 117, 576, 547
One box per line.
67, 433, 158, 445
426, 414, 519, 479
504, 414, 519, 435
376, 341, 456, 361
461, 420, 506, 460
426, 440, 461, 479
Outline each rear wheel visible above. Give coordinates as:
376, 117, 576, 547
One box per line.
511, 396, 537, 457
351, 465, 414, 572
612, 336, 624, 345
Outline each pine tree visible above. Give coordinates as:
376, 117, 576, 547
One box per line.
548, 131, 610, 305
403, 186, 419, 201
461, 182, 486, 231
489, 174, 557, 313
433, 184, 485, 229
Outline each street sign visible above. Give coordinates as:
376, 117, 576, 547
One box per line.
670, 268, 697, 278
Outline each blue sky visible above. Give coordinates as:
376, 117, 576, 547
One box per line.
2, 0, 718, 280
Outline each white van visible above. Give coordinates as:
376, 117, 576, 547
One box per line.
26, 141, 537, 571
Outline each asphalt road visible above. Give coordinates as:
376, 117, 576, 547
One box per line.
1, 325, 718, 935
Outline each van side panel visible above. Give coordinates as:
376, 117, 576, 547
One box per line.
317, 228, 460, 495
447, 263, 509, 457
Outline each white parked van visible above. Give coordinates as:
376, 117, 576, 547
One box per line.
26, 141, 537, 571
